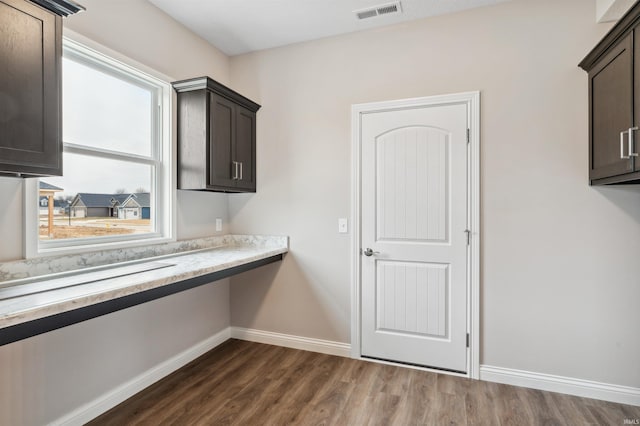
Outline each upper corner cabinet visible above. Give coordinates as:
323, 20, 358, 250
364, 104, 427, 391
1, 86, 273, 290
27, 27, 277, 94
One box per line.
580, 1, 640, 185
0, 0, 83, 177
173, 77, 261, 193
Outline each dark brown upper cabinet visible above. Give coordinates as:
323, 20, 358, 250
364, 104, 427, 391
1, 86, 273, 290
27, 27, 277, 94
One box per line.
0, 0, 82, 178
580, 1, 640, 185
173, 77, 261, 193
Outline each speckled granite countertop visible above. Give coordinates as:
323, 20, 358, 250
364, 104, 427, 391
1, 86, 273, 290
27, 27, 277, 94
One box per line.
0, 235, 288, 330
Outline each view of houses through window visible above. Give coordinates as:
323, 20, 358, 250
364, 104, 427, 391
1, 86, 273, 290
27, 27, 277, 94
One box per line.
38, 181, 152, 240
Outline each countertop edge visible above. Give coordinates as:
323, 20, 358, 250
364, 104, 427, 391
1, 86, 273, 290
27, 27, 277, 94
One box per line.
0, 241, 288, 332
0, 247, 288, 345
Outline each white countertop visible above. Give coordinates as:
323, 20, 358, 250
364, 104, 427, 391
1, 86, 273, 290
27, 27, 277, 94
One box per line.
0, 235, 288, 330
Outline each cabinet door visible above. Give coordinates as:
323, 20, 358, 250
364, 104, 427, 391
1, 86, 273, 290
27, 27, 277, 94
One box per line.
209, 93, 236, 189
0, 0, 61, 176
634, 29, 640, 173
589, 34, 634, 182
234, 106, 256, 192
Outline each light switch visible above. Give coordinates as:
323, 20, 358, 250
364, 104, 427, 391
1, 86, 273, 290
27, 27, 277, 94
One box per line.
338, 218, 348, 234
216, 218, 222, 232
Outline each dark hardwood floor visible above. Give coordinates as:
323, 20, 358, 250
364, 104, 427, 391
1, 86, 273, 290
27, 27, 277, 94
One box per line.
89, 339, 640, 425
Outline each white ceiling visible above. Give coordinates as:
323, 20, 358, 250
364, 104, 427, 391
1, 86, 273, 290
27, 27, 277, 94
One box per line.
148, 0, 511, 56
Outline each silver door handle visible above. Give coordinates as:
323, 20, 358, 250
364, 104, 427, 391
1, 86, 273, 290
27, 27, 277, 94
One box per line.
621, 130, 630, 159
363, 248, 379, 257
630, 127, 639, 157
239, 161, 243, 180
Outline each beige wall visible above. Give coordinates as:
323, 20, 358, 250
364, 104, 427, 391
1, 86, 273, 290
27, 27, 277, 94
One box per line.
63, 0, 230, 85
2, 0, 640, 422
228, 0, 640, 388
0, 1, 232, 424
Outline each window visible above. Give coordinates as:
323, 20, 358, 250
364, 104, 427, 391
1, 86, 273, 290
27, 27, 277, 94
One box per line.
25, 38, 173, 256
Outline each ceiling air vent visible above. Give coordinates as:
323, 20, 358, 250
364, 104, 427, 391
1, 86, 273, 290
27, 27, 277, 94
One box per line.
355, 1, 402, 20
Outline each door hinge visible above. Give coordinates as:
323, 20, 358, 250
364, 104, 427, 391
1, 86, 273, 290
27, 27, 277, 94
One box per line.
466, 333, 470, 348
466, 128, 470, 143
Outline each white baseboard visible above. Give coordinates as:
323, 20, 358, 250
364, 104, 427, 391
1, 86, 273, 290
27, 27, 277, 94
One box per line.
480, 365, 640, 407
230, 326, 351, 358
54, 328, 231, 426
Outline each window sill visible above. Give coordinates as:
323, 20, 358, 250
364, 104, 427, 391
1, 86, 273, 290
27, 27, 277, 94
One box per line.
35, 234, 174, 258
0, 234, 288, 346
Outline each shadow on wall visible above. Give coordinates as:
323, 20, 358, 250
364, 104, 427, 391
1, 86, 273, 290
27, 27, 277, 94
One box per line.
230, 254, 343, 340
594, 185, 640, 225
1, 333, 65, 425
0, 178, 23, 262
0, 343, 37, 425
228, 193, 252, 217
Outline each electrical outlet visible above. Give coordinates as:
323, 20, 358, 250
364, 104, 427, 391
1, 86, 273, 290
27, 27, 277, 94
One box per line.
215, 218, 222, 232
338, 218, 348, 233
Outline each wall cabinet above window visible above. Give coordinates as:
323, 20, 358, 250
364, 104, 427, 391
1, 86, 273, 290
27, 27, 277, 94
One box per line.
580, 1, 640, 185
173, 77, 261, 193
0, 0, 82, 178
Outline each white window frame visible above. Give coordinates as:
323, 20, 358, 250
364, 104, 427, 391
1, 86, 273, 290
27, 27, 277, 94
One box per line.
24, 35, 175, 258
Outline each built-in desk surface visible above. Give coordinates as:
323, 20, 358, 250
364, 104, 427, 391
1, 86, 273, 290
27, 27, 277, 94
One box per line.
0, 235, 288, 346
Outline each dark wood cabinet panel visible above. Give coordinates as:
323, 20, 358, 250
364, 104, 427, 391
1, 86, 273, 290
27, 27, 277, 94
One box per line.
234, 106, 257, 191
634, 27, 640, 174
588, 35, 634, 181
209, 93, 236, 189
0, 0, 61, 177
580, 1, 640, 185
174, 77, 260, 193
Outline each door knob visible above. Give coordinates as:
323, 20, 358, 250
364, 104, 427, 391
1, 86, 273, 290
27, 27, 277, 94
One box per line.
363, 248, 379, 257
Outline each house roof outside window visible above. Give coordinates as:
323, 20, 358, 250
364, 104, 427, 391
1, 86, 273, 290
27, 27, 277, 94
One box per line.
70, 193, 150, 208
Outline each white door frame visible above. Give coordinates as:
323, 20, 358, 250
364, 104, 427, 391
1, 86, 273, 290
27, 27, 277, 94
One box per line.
350, 91, 480, 379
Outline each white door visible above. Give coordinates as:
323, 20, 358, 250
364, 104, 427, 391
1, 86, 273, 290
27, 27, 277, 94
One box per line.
360, 101, 469, 372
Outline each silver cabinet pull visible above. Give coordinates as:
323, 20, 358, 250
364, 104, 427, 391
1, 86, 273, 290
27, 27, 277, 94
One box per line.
232, 161, 239, 180
629, 127, 639, 157
621, 130, 631, 159
363, 248, 379, 257
231, 161, 244, 180
239, 162, 243, 180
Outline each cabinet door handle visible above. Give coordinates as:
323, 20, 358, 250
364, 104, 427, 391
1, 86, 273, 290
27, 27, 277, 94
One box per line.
621, 130, 631, 159
232, 161, 239, 180
239, 162, 243, 181
629, 127, 639, 157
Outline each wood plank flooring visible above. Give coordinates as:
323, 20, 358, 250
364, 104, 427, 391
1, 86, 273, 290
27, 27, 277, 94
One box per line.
89, 339, 640, 425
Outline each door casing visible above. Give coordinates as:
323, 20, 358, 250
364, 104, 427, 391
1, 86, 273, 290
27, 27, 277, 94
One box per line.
350, 92, 480, 379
